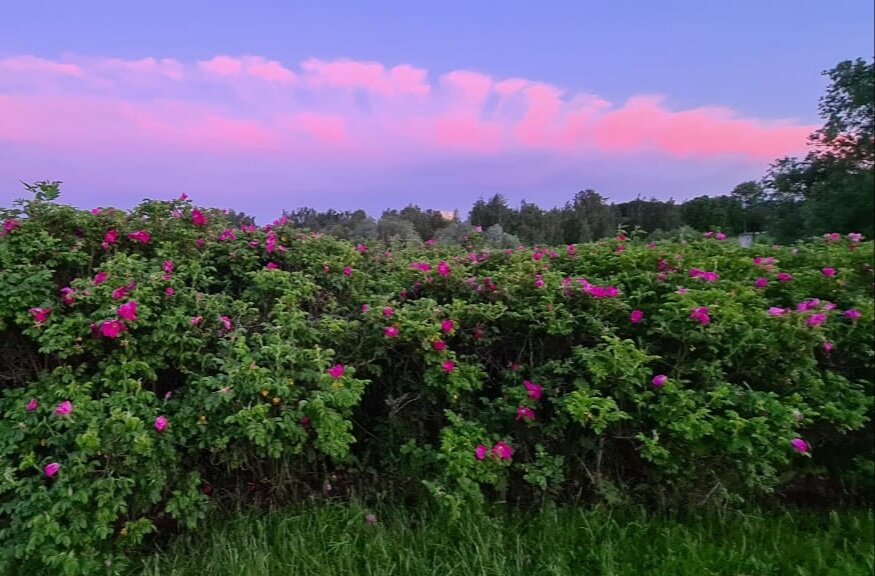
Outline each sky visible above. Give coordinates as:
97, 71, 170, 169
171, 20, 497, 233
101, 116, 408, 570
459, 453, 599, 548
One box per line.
1, 1, 872, 222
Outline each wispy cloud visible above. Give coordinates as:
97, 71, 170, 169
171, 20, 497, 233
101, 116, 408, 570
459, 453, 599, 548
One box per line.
0, 53, 814, 162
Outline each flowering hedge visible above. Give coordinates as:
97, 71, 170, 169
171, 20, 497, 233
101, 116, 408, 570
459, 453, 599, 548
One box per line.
1, 192, 873, 574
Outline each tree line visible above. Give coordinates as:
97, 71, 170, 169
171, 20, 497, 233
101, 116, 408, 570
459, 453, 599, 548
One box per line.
272, 58, 872, 246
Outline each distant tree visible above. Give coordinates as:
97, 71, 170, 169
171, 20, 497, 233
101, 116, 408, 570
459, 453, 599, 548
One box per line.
433, 222, 475, 245
730, 181, 767, 234
376, 216, 421, 245
224, 209, 256, 228
483, 224, 521, 248
561, 189, 615, 242
515, 201, 547, 245
469, 194, 516, 230
680, 195, 743, 234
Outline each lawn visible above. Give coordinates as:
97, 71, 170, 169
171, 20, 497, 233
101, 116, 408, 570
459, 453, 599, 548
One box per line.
138, 503, 875, 576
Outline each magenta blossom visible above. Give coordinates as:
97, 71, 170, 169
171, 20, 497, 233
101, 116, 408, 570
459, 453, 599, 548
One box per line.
474, 444, 489, 461
361, 304, 369, 313
790, 438, 809, 454
265, 262, 278, 270
441, 360, 456, 374
821, 267, 836, 277
29, 307, 52, 325
218, 228, 236, 242
410, 262, 432, 272
425, 239, 436, 246
190, 316, 203, 326
630, 309, 645, 324
776, 272, 793, 282
327, 364, 345, 379
356, 244, 368, 254
2, 218, 22, 235
54, 401, 73, 416
60, 287, 75, 305
383, 326, 399, 338
492, 441, 514, 461
93, 271, 108, 285
191, 209, 207, 227
822, 341, 834, 353
754, 277, 769, 289
651, 374, 668, 389
806, 313, 827, 328
163, 260, 174, 274
44, 463, 61, 478
117, 301, 138, 322
796, 299, 821, 312
441, 319, 455, 334
112, 286, 129, 301
516, 406, 536, 422
689, 307, 711, 326
566, 244, 577, 256
524, 380, 542, 401
715, 232, 727, 241
824, 232, 841, 243
689, 269, 719, 283
218, 315, 232, 331
26, 398, 38, 412
848, 232, 863, 243
437, 261, 451, 277
383, 306, 394, 318
100, 320, 126, 339
843, 309, 861, 321
432, 340, 447, 352
534, 275, 545, 289
127, 230, 151, 244
154, 416, 168, 433
585, 285, 619, 299
103, 229, 119, 245
165, 287, 175, 297
343, 266, 353, 277
768, 307, 790, 317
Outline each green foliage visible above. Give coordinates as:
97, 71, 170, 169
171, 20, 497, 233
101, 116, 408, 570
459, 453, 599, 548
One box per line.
0, 189, 873, 574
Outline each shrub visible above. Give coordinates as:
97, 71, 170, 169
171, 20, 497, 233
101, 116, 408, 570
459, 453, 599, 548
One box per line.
1, 190, 872, 573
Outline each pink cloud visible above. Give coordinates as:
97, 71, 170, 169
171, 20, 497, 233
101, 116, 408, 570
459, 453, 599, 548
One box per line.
99, 57, 184, 80
0, 53, 814, 163
441, 70, 492, 106
199, 56, 295, 84
301, 58, 429, 96
0, 55, 82, 78
285, 113, 349, 145
433, 116, 502, 154
590, 96, 811, 158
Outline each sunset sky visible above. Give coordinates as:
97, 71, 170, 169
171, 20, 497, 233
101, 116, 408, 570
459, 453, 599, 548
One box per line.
1, 1, 872, 222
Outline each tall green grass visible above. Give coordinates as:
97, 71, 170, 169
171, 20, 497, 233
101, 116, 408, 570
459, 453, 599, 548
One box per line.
138, 504, 874, 576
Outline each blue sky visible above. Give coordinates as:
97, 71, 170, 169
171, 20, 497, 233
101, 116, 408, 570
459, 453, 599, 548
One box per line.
1, 1, 872, 221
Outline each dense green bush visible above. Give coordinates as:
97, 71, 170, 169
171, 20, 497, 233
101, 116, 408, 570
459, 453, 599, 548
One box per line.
1, 191, 873, 574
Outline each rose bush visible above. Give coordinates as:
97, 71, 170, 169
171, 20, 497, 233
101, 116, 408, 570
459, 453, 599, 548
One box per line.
1, 188, 872, 574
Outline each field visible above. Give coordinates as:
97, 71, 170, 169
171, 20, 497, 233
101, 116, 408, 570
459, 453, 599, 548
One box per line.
139, 503, 875, 576
0, 193, 872, 575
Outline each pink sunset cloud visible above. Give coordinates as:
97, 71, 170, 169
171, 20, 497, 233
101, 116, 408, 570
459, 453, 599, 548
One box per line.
0, 53, 815, 164
199, 55, 295, 84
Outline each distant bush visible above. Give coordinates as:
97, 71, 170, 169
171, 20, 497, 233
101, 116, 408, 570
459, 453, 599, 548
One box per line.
1, 192, 872, 574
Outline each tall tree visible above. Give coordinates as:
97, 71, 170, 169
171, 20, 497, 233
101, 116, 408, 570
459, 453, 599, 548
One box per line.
763, 58, 874, 238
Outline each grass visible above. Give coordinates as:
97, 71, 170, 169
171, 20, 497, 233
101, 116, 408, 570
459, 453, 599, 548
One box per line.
137, 503, 874, 576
